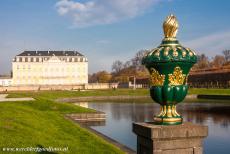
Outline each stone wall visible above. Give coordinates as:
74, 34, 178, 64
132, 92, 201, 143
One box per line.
0, 83, 118, 92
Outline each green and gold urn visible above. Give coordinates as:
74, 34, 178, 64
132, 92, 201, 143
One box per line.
142, 15, 197, 125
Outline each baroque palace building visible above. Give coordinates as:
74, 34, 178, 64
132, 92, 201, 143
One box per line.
12, 51, 88, 85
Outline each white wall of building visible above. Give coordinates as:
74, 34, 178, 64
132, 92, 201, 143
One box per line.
12, 53, 88, 86
0, 78, 12, 87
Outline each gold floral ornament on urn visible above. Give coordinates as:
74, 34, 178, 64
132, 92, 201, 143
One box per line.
142, 14, 197, 125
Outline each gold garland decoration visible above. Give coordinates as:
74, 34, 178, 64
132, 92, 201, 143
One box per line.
168, 67, 186, 85
150, 68, 165, 86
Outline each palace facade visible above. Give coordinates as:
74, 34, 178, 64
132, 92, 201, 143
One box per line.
12, 51, 88, 85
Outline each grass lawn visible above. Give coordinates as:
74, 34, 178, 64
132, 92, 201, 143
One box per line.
188, 88, 230, 95
6, 88, 230, 101
0, 98, 124, 154
1, 88, 229, 153
6, 89, 149, 100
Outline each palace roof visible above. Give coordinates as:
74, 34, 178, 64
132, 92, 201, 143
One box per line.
17, 51, 84, 57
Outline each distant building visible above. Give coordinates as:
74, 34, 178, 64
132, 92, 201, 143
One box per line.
188, 66, 230, 88
118, 77, 150, 88
0, 77, 12, 87
12, 51, 88, 85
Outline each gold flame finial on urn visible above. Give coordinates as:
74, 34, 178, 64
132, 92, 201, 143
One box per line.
163, 14, 179, 38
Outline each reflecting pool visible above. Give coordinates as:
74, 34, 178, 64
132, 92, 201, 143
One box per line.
84, 101, 230, 154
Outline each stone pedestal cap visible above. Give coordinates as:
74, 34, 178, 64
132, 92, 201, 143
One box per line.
133, 122, 208, 139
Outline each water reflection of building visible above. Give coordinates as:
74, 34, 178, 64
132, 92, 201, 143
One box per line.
12, 51, 88, 85
93, 103, 230, 128
74, 102, 89, 108
79, 121, 106, 127
107, 103, 158, 122
180, 105, 230, 128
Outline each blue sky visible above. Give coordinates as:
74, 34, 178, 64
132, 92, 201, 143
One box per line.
0, 0, 230, 74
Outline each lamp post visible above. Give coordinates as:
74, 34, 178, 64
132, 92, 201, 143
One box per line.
133, 76, 136, 90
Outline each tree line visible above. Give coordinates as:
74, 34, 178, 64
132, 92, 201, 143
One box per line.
89, 49, 230, 83
193, 50, 230, 70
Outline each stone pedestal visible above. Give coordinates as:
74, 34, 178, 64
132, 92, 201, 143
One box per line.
133, 122, 208, 154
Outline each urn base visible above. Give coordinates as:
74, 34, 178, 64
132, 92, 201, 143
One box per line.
153, 105, 183, 125
153, 116, 182, 125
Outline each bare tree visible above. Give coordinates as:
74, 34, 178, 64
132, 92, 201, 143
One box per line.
193, 54, 210, 69
211, 55, 226, 68
131, 49, 149, 71
123, 60, 131, 69
97, 71, 112, 83
88, 73, 98, 83
112, 60, 123, 73
223, 50, 230, 62
89, 71, 112, 83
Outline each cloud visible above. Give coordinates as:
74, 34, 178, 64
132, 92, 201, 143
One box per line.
183, 31, 230, 57
55, 0, 162, 28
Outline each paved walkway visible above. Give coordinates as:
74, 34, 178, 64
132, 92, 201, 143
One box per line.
0, 94, 34, 102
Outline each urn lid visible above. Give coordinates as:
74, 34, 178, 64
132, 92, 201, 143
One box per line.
142, 15, 197, 65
